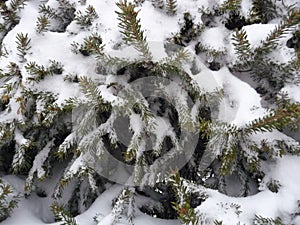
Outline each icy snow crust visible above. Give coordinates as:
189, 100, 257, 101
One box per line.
0, 0, 300, 224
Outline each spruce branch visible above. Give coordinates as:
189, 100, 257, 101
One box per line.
0, 2, 16, 23
253, 215, 284, 225
75, 5, 98, 28
198, 119, 239, 139
219, 0, 241, 13
0, 0, 26, 31
232, 28, 252, 63
124, 132, 143, 162
110, 188, 135, 225
9, 0, 26, 12
0, 44, 8, 58
56, 133, 77, 159
96, 54, 134, 73
256, 8, 300, 55
244, 103, 300, 134
37, 1, 75, 33
54, 164, 90, 199
78, 76, 106, 107
219, 135, 238, 175
116, 0, 152, 60
121, 88, 156, 130
152, 0, 164, 9
159, 48, 191, 67
38, 4, 56, 18
25, 140, 54, 194
51, 202, 79, 225
12, 140, 33, 173
95, 188, 135, 224
214, 220, 223, 225
166, 0, 177, 16
71, 33, 132, 73
250, 0, 277, 24
48, 60, 64, 74
80, 33, 104, 56
168, 172, 198, 225
36, 15, 50, 33
195, 42, 226, 63
15, 32, 31, 62
0, 179, 19, 222
78, 77, 99, 98
25, 60, 63, 82
25, 61, 52, 82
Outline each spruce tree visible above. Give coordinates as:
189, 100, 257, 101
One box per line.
0, 0, 300, 224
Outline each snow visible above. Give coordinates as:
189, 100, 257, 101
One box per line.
14, 129, 29, 146
139, 1, 179, 42
200, 27, 227, 51
195, 67, 267, 126
196, 156, 300, 225
240, 0, 252, 18
28, 140, 54, 179
242, 24, 277, 48
3, 156, 300, 225
129, 113, 144, 134
1, 0, 300, 225
282, 84, 300, 103
37, 75, 80, 106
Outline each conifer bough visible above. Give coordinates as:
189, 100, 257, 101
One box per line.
116, 0, 152, 60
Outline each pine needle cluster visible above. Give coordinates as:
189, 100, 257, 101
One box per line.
51, 203, 79, 225
152, 0, 164, 9
15, 32, 31, 62
250, 0, 278, 24
0, 179, 19, 222
166, 0, 177, 16
232, 8, 300, 93
168, 172, 199, 225
25, 60, 63, 82
74, 5, 98, 28
0, 0, 26, 34
37, 0, 75, 33
219, 0, 241, 13
36, 15, 50, 33
116, 0, 152, 60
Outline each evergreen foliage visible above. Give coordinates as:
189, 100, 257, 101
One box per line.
36, 15, 50, 33
253, 215, 284, 225
0, 0, 300, 224
38, 0, 75, 32
168, 172, 198, 225
0, 0, 26, 36
72, 33, 104, 56
51, 202, 79, 225
166, 0, 177, 16
219, 0, 241, 13
0, 178, 19, 222
152, 0, 164, 9
250, 0, 278, 24
25, 60, 63, 82
116, 0, 152, 60
232, 7, 300, 95
173, 12, 205, 46
232, 28, 251, 63
15, 32, 31, 62
74, 5, 98, 28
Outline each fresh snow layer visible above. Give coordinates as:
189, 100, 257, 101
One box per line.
196, 156, 300, 224
282, 84, 300, 103
241, 24, 277, 48
1, 0, 300, 224
2, 156, 300, 225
